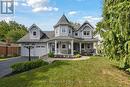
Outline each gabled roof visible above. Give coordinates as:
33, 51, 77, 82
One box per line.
76, 20, 94, 31
54, 14, 70, 27
17, 31, 55, 43
29, 24, 41, 30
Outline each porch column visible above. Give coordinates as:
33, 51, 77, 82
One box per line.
80, 42, 82, 54
71, 40, 74, 55
93, 42, 98, 54
55, 40, 57, 55
47, 42, 49, 53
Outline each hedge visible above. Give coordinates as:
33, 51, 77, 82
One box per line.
11, 59, 48, 73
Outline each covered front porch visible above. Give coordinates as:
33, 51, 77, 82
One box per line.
47, 38, 98, 56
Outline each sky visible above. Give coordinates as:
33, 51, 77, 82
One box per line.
0, 0, 103, 31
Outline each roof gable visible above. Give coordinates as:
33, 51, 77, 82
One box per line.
29, 24, 41, 31
77, 21, 94, 31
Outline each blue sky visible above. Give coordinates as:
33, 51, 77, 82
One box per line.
0, 0, 103, 31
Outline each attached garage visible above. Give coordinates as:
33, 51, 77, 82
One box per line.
21, 43, 47, 57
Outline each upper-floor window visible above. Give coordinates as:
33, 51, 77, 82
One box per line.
33, 31, 36, 36
69, 29, 71, 33
62, 28, 66, 33
87, 31, 90, 35
83, 31, 90, 36
83, 31, 87, 35
75, 32, 78, 36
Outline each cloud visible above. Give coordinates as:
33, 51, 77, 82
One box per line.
24, 0, 58, 12
83, 16, 102, 27
68, 11, 78, 16
21, 3, 29, 6
33, 7, 58, 12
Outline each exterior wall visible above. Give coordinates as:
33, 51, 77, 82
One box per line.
0, 45, 20, 57
57, 42, 70, 54
55, 25, 73, 37
21, 43, 47, 57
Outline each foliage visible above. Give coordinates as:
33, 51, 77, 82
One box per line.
0, 21, 27, 42
74, 50, 80, 55
74, 54, 81, 58
95, 0, 130, 63
126, 68, 130, 73
48, 52, 54, 58
11, 59, 48, 73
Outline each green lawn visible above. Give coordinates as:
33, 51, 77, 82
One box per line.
0, 56, 130, 87
0, 58, 7, 62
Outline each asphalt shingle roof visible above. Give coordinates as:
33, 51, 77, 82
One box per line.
54, 14, 70, 27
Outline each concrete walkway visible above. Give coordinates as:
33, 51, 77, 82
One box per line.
42, 56, 90, 63
0, 57, 37, 78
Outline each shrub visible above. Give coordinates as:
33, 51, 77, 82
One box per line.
74, 54, 81, 58
48, 52, 54, 58
126, 68, 130, 73
112, 59, 127, 69
74, 50, 80, 55
11, 59, 48, 73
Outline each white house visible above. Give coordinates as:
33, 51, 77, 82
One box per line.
18, 15, 99, 57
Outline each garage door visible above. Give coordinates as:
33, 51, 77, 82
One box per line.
35, 45, 47, 56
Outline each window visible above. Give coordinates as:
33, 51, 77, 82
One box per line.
69, 30, 71, 33
83, 31, 87, 35
33, 31, 36, 36
36, 46, 40, 48
87, 31, 90, 35
41, 46, 45, 48
62, 44, 66, 48
83, 31, 90, 36
62, 28, 66, 33
75, 32, 78, 36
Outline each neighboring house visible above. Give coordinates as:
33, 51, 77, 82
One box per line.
18, 15, 99, 57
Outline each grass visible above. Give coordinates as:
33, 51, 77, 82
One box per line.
0, 58, 7, 61
0, 56, 130, 87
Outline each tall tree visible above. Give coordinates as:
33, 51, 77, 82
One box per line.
96, 0, 130, 62
0, 21, 27, 42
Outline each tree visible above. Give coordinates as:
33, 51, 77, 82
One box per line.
96, 0, 130, 63
0, 21, 27, 42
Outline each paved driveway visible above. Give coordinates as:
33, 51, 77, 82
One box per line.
0, 57, 37, 78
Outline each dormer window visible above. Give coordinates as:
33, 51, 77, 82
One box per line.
75, 32, 78, 36
87, 31, 90, 35
33, 31, 36, 36
83, 31, 90, 36
83, 31, 87, 35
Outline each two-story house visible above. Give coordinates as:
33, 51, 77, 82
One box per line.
18, 15, 99, 57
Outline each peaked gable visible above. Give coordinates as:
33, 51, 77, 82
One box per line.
29, 24, 41, 31
54, 14, 70, 27
77, 21, 94, 31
